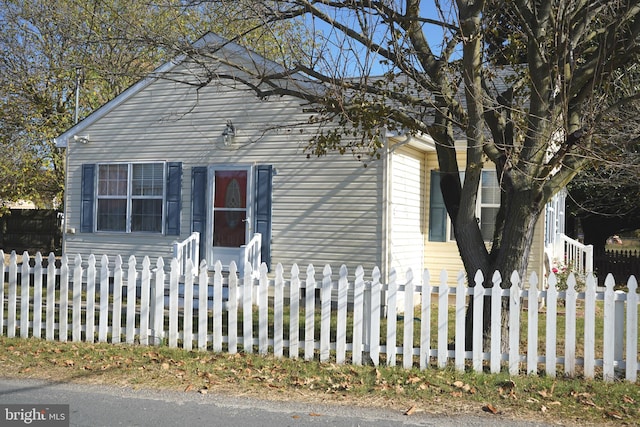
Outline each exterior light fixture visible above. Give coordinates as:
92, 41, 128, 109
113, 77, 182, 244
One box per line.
73, 134, 90, 144
222, 120, 236, 146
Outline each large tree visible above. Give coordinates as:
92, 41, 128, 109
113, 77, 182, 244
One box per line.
172, 0, 640, 344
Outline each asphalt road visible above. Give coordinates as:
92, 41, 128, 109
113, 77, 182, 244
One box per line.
0, 378, 551, 427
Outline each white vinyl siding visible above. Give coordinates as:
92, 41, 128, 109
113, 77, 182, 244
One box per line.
389, 146, 425, 281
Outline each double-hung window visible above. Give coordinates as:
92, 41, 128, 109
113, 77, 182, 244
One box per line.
479, 170, 500, 241
429, 169, 500, 242
96, 163, 165, 233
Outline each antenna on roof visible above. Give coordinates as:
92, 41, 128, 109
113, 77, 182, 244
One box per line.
74, 66, 82, 124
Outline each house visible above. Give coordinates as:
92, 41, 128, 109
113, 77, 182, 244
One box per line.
54, 33, 576, 285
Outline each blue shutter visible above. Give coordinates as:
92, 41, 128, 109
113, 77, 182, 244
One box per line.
80, 164, 95, 233
428, 170, 447, 242
165, 162, 182, 235
191, 166, 208, 256
254, 165, 273, 269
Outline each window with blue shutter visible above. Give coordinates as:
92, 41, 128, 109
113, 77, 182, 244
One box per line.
255, 165, 273, 269
80, 164, 95, 233
191, 166, 208, 257
80, 162, 175, 234
165, 162, 182, 235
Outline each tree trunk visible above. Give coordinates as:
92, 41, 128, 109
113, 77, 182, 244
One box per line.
460, 187, 544, 352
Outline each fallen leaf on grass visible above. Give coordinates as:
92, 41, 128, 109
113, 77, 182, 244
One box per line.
623, 395, 635, 404
482, 404, 500, 415
538, 389, 552, 398
184, 384, 193, 392
605, 411, 623, 420
452, 381, 474, 393
406, 376, 422, 385
404, 405, 417, 416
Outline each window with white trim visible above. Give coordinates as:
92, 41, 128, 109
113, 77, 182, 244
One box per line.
479, 170, 500, 241
429, 169, 500, 242
96, 162, 165, 232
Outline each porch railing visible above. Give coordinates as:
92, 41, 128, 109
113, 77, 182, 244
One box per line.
172, 232, 200, 277
240, 233, 261, 277
552, 233, 594, 278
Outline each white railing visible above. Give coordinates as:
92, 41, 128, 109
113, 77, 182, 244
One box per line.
240, 233, 261, 277
552, 233, 594, 277
172, 232, 200, 277
2, 249, 638, 382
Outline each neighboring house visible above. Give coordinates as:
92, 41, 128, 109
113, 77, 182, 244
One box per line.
54, 33, 573, 284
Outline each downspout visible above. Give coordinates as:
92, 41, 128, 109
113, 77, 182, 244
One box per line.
60, 138, 70, 255
381, 129, 392, 284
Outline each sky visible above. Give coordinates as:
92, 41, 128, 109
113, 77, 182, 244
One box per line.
303, 1, 458, 77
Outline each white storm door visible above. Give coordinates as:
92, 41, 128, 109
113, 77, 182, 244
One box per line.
208, 167, 251, 267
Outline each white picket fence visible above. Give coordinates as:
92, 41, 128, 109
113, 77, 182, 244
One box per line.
1, 250, 638, 382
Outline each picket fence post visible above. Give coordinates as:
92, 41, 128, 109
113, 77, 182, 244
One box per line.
304, 264, 315, 361
527, 273, 539, 375
273, 263, 285, 358
352, 266, 365, 365
258, 263, 269, 355
153, 257, 165, 346
168, 257, 179, 347
227, 261, 238, 354
370, 267, 382, 367
125, 256, 137, 344
21, 251, 30, 338
46, 252, 56, 341
59, 254, 69, 342
335, 265, 348, 364
626, 275, 638, 382
98, 255, 109, 343
403, 269, 415, 370
545, 273, 558, 377
86, 254, 96, 342
472, 270, 485, 373
139, 257, 151, 346
198, 260, 209, 351
242, 262, 253, 354
454, 271, 465, 371
112, 255, 123, 344
289, 264, 300, 359
419, 269, 431, 370
583, 273, 597, 379
564, 273, 578, 376
508, 271, 521, 375
183, 259, 194, 351
603, 273, 616, 382
319, 265, 332, 362
490, 271, 502, 374
33, 252, 43, 339
212, 260, 223, 352
387, 268, 398, 366
437, 269, 448, 369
